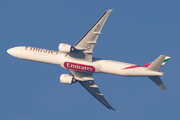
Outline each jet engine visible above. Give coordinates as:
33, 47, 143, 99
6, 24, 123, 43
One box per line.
58, 43, 74, 53
60, 74, 76, 84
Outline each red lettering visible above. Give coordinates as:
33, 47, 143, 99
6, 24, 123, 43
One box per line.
25, 46, 30, 51
32, 47, 36, 51
51, 51, 58, 55
25, 46, 58, 55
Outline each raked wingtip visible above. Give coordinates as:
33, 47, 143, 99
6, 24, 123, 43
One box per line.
107, 9, 113, 13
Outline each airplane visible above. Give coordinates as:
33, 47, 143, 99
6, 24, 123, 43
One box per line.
7, 9, 170, 111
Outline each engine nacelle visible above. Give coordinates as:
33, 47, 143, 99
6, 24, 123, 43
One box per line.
58, 43, 74, 53
60, 74, 76, 84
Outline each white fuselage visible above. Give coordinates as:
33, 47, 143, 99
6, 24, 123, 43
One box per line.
7, 46, 164, 77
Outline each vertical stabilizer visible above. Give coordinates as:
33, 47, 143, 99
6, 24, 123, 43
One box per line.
162, 56, 171, 66
143, 56, 171, 67
147, 55, 166, 71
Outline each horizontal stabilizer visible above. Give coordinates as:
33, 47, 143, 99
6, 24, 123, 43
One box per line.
148, 76, 167, 90
147, 55, 166, 71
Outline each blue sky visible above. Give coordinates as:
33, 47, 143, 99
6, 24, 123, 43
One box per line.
1, 0, 180, 120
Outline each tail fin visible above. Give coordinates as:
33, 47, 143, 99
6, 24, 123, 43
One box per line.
147, 55, 166, 71
162, 56, 171, 66
143, 56, 171, 68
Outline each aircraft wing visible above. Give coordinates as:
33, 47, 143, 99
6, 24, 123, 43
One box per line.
67, 9, 113, 62
67, 69, 116, 111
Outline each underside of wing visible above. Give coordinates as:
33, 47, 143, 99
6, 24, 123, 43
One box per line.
67, 69, 116, 111
79, 80, 116, 111
66, 9, 113, 62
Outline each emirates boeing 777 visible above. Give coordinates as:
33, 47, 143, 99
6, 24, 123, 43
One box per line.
7, 9, 170, 111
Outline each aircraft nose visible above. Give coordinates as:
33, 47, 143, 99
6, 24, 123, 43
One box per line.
7, 48, 13, 55
7, 47, 24, 58
7, 47, 18, 57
